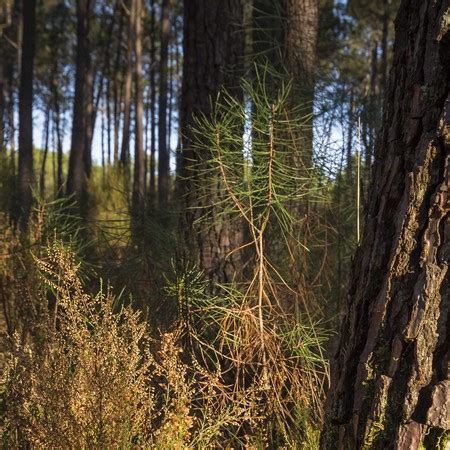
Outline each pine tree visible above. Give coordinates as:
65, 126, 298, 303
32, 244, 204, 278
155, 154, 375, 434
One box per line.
321, 1, 450, 447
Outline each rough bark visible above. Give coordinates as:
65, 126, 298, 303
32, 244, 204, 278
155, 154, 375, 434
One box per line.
67, 0, 91, 202
158, 0, 171, 206
17, 0, 35, 226
321, 1, 450, 448
180, 0, 245, 288
285, 0, 318, 166
285, 0, 318, 96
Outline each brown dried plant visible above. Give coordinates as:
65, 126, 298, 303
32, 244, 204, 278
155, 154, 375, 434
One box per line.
1, 239, 268, 448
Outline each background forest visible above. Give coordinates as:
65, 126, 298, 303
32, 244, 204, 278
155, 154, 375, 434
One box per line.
2, 0, 445, 448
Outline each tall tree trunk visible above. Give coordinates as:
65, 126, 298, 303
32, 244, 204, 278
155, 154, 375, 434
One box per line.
132, 0, 145, 213
0, 62, 5, 152
113, 9, 124, 164
120, 0, 134, 168
285, 0, 318, 164
180, 0, 245, 288
6, 61, 15, 155
50, 60, 64, 195
149, 0, 156, 204
106, 78, 112, 167
285, 0, 318, 96
158, 0, 171, 206
380, 0, 390, 103
53, 97, 64, 196
39, 106, 50, 198
17, 0, 36, 226
67, 0, 91, 203
83, 62, 94, 178
86, 2, 117, 173
367, 37, 379, 170
321, 1, 450, 448
0, 1, 11, 153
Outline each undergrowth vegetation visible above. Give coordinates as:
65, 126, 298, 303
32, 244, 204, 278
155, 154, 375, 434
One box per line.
0, 207, 327, 448
0, 67, 359, 448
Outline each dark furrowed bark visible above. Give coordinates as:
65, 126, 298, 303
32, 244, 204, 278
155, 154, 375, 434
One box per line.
180, 0, 245, 290
321, 1, 450, 448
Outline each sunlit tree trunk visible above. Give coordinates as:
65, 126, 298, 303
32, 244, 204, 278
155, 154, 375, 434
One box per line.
17, 0, 36, 226
321, 1, 450, 448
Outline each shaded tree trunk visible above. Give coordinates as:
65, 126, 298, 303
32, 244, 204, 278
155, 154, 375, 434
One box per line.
52, 80, 64, 196
158, 0, 171, 206
285, 0, 318, 164
0, 62, 5, 152
285, 0, 318, 96
149, 0, 156, 204
17, 0, 36, 226
113, 8, 124, 164
39, 106, 50, 198
321, 1, 450, 448
106, 78, 112, 167
180, 0, 245, 288
67, 0, 91, 203
380, 0, 390, 102
120, 0, 134, 168
132, 0, 145, 213
83, 62, 94, 178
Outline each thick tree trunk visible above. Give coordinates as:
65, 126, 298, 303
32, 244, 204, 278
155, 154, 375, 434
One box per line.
158, 0, 171, 206
17, 0, 36, 226
321, 1, 450, 448
67, 0, 91, 202
132, 0, 145, 213
180, 0, 245, 288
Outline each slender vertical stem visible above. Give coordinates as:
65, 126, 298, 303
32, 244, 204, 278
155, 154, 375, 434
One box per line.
356, 117, 361, 243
